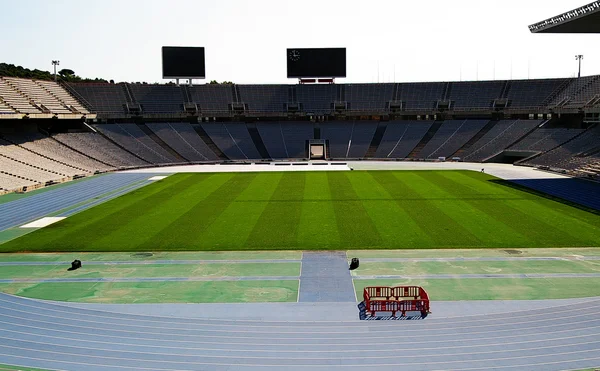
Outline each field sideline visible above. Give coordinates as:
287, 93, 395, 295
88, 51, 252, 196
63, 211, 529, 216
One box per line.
2, 170, 599, 252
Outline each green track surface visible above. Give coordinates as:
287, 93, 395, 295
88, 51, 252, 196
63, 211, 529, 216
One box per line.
1, 171, 599, 252
0, 365, 50, 371
0, 280, 299, 303
350, 248, 600, 258
0, 262, 300, 279
352, 260, 600, 276
354, 277, 600, 301
0, 251, 301, 262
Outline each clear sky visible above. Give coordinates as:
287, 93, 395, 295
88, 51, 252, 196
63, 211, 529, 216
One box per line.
1, 0, 598, 84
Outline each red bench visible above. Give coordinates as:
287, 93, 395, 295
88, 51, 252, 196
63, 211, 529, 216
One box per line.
363, 286, 430, 318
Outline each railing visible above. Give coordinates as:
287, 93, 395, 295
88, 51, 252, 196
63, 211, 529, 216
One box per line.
363, 286, 430, 317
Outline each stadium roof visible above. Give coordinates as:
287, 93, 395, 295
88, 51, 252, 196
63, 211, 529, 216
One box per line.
529, 1, 600, 33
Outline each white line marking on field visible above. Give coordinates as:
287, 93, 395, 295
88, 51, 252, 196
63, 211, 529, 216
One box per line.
148, 176, 168, 181
19, 217, 65, 229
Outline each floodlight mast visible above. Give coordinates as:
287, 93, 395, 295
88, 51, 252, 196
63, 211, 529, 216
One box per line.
52, 60, 60, 82
575, 55, 584, 78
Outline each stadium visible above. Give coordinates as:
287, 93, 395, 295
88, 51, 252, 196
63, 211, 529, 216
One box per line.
0, 1, 600, 370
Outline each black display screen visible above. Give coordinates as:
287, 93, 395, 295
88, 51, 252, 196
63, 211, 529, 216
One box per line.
287, 48, 346, 78
162, 47, 206, 79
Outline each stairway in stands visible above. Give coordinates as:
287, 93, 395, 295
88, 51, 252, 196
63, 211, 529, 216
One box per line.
407, 120, 444, 158
541, 79, 574, 107
121, 84, 135, 104
451, 120, 498, 158
442, 82, 453, 101
137, 124, 189, 162
192, 124, 229, 160
246, 123, 271, 159
365, 122, 388, 158
181, 85, 192, 103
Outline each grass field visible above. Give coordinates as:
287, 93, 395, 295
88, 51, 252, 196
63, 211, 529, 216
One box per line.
1, 170, 599, 252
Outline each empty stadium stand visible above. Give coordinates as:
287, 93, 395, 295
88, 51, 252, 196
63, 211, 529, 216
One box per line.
256, 122, 290, 159
0, 172, 38, 193
34, 80, 89, 114
526, 124, 600, 170
297, 84, 337, 114
346, 83, 394, 111
507, 78, 570, 108
94, 123, 183, 164
0, 154, 68, 184
319, 121, 379, 159
346, 122, 379, 158
0, 137, 88, 178
188, 85, 233, 114
0, 78, 41, 114
67, 83, 128, 114
397, 82, 446, 110
449, 81, 504, 109
128, 84, 184, 114
509, 127, 585, 152
463, 120, 543, 162
146, 123, 219, 161
201, 122, 262, 160
4, 132, 113, 173
2, 77, 73, 114
53, 132, 148, 168
374, 121, 433, 159
418, 120, 489, 159
281, 122, 314, 159
238, 85, 289, 113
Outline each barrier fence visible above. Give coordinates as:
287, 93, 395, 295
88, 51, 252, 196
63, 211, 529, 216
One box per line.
363, 286, 430, 317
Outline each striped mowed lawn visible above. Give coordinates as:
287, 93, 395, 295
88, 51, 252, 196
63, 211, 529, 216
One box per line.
2, 170, 599, 252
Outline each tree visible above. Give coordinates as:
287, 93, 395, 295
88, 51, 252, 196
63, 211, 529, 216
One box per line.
0, 63, 108, 83
58, 68, 75, 77
208, 80, 234, 85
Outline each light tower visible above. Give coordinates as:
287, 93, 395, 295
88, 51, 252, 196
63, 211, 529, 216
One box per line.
52, 60, 60, 82
575, 55, 583, 78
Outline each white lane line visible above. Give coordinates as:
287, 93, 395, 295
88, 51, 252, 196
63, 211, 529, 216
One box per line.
443, 356, 600, 370
4, 296, 600, 332
1, 350, 599, 370
4, 296, 600, 331
4, 300, 600, 335
3, 294, 600, 327
7, 299, 600, 333
2, 318, 600, 348
297, 260, 302, 303
1, 327, 599, 354
1, 311, 600, 340
0, 342, 599, 365
1, 351, 599, 370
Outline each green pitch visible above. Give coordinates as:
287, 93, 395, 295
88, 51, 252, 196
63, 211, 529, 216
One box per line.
2, 170, 599, 252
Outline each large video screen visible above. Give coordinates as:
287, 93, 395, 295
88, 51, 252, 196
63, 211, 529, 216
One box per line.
162, 46, 206, 79
287, 48, 346, 78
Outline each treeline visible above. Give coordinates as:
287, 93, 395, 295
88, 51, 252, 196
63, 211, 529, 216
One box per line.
209, 80, 234, 85
0, 63, 108, 83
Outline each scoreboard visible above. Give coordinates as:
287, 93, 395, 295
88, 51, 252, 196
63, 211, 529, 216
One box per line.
286, 48, 346, 78
162, 46, 206, 79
